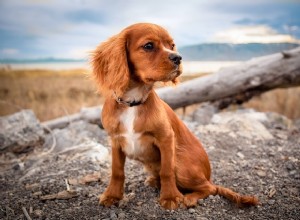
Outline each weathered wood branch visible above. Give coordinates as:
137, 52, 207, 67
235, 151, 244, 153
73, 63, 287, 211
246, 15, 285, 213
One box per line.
43, 47, 300, 129
42, 106, 102, 130
158, 47, 300, 109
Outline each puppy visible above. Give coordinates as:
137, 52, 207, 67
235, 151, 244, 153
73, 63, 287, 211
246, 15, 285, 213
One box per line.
91, 23, 258, 209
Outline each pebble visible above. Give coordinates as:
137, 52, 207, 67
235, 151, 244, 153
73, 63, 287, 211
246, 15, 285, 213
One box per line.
118, 212, 126, 219
268, 200, 276, 205
257, 170, 267, 177
196, 217, 208, 220
237, 152, 245, 159
136, 201, 143, 206
110, 210, 117, 219
247, 186, 254, 192
268, 186, 276, 198
268, 152, 276, 157
32, 191, 42, 197
208, 195, 214, 200
286, 163, 294, 170
34, 209, 43, 217
197, 199, 204, 205
188, 208, 196, 214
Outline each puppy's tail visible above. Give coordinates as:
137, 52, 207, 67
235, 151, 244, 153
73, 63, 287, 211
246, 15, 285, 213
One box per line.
214, 185, 259, 207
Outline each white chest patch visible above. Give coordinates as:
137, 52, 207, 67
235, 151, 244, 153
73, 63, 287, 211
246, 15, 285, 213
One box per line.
119, 107, 142, 159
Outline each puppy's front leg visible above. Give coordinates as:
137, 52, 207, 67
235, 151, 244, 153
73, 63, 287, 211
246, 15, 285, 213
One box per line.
99, 139, 125, 207
158, 133, 183, 209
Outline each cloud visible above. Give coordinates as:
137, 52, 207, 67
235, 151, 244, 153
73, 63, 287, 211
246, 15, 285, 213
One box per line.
212, 25, 300, 44
0, 0, 299, 59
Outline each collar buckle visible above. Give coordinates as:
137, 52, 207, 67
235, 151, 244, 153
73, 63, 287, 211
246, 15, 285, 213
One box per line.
113, 91, 143, 107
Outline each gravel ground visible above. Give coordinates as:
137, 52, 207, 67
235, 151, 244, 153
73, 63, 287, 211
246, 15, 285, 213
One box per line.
0, 112, 299, 220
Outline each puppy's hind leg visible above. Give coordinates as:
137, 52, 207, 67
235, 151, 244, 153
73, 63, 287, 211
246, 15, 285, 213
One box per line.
183, 181, 217, 207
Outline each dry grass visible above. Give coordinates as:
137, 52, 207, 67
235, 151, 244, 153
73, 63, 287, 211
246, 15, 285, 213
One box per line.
243, 87, 300, 119
0, 69, 103, 121
0, 68, 299, 121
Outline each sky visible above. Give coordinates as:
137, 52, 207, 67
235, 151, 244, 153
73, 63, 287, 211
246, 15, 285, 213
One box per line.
0, 0, 300, 60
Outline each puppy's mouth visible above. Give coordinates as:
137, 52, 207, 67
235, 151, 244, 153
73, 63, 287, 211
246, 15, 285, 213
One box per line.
144, 66, 182, 83
164, 66, 182, 81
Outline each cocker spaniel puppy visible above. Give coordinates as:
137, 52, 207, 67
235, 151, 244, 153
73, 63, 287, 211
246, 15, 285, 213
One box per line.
91, 23, 258, 209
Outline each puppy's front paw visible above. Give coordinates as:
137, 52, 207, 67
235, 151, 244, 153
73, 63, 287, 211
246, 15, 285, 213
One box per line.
160, 195, 183, 210
99, 193, 121, 207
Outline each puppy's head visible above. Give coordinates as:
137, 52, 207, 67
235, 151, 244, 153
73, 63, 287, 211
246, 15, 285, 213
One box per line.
91, 23, 182, 97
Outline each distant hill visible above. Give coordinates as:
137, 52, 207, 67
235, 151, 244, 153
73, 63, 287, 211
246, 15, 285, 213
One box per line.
178, 43, 299, 61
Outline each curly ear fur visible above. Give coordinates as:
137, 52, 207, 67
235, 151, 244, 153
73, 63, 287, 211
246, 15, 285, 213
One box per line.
91, 33, 130, 97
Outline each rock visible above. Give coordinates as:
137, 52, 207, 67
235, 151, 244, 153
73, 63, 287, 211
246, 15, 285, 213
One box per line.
265, 112, 292, 129
268, 200, 276, 205
188, 208, 196, 214
247, 186, 254, 192
193, 103, 218, 125
196, 217, 208, 220
59, 139, 109, 162
293, 118, 300, 130
118, 212, 126, 219
43, 120, 109, 162
197, 199, 204, 205
209, 110, 273, 140
0, 110, 44, 153
257, 170, 267, 177
236, 152, 245, 159
286, 163, 294, 170
268, 186, 276, 198
110, 210, 117, 219
43, 120, 105, 152
136, 201, 143, 206
33, 209, 43, 217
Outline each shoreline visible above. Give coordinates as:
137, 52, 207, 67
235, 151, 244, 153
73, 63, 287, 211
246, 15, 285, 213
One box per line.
0, 61, 241, 74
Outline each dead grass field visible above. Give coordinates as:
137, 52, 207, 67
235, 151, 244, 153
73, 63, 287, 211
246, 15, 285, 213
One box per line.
0, 68, 299, 121
0, 69, 102, 121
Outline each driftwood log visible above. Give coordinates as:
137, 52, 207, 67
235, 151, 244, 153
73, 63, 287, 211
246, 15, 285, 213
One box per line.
158, 47, 300, 109
42, 106, 103, 130
42, 47, 300, 130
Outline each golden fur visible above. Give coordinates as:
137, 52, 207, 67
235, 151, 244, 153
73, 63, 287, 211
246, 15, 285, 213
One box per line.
91, 23, 258, 209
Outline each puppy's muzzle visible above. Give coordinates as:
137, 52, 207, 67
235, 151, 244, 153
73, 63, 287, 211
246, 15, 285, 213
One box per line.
169, 53, 182, 66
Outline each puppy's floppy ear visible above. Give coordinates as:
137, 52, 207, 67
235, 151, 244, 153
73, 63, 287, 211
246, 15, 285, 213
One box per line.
91, 33, 130, 97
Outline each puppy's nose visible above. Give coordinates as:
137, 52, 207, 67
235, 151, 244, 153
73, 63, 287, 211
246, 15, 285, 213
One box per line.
169, 53, 182, 65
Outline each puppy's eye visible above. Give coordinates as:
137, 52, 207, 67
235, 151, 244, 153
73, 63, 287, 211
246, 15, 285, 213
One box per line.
171, 44, 175, 50
143, 42, 154, 51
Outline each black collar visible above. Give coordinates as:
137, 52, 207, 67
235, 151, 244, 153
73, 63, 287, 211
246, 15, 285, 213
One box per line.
113, 91, 143, 107
115, 97, 143, 107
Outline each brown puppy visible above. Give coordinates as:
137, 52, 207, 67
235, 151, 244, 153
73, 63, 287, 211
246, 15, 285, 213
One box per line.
91, 23, 258, 209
